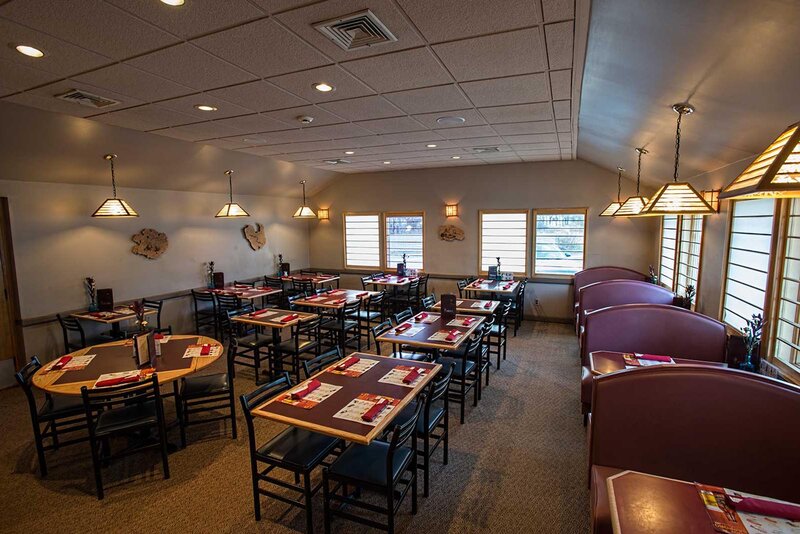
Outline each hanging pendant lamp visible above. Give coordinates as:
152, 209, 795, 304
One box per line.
215, 170, 249, 218
292, 180, 316, 219
599, 166, 625, 216
615, 148, 650, 216
638, 103, 715, 216
719, 121, 800, 200
92, 154, 139, 217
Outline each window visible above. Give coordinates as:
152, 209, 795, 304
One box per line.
722, 198, 776, 331
343, 213, 381, 268
675, 215, 705, 305
533, 209, 586, 276
658, 215, 678, 288
479, 210, 528, 274
773, 199, 800, 372
385, 212, 424, 270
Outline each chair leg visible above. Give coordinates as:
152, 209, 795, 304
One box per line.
89, 440, 105, 500
460, 388, 466, 425
32, 422, 48, 477
443, 410, 450, 465
303, 472, 314, 534
159, 420, 171, 480
386, 486, 395, 534
422, 431, 431, 497
323, 470, 332, 534
229, 388, 238, 440
251, 459, 262, 521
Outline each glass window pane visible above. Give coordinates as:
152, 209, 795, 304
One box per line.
533, 211, 586, 275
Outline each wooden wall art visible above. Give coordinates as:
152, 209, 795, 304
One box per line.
439, 225, 465, 241
131, 228, 168, 259
243, 223, 266, 251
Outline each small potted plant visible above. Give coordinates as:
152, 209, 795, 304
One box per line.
85, 277, 97, 311
131, 300, 149, 333
675, 285, 696, 309
206, 261, 215, 288
740, 313, 764, 372
648, 265, 658, 284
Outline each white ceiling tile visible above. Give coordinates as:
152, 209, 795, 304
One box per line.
460, 73, 551, 107
434, 125, 498, 139
373, 130, 445, 144
542, 0, 575, 22
502, 133, 558, 144
157, 93, 254, 119
242, 128, 328, 145
210, 114, 293, 135
383, 84, 470, 114
493, 121, 556, 135
201, 138, 253, 150
275, 0, 425, 61
449, 136, 505, 147
0, 0, 178, 60
319, 95, 404, 121
73, 64, 193, 103
520, 154, 561, 162
557, 132, 571, 143
511, 143, 563, 151
106, 0, 266, 39
396, 0, 541, 43
549, 69, 572, 100
553, 100, 571, 119
303, 123, 375, 139
432, 28, 546, 82
193, 18, 330, 78
412, 108, 486, 129
91, 104, 197, 131
236, 145, 283, 156
127, 43, 256, 91
544, 21, 574, 70
154, 121, 242, 141
556, 119, 571, 132
0, 58, 59, 96
3, 79, 144, 118
264, 105, 345, 127
207, 80, 308, 112
355, 116, 427, 135
342, 47, 451, 93
479, 102, 553, 123
269, 65, 375, 103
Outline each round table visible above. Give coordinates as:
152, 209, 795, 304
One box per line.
33, 335, 222, 396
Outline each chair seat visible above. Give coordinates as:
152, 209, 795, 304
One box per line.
395, 351, 429, 362
328, 441, 413, 486
181, 373, 229, 398
354, 310, 381, 320
257, 427, 339, 471
39, 395, 85, 419
320, 319, 358, 332
278, 338, 318, 355
239, 334, 271, 350
437, 357, 476, 378
94, 399, 158, 436
490, 324, 506, 336
590, 465, 624, 534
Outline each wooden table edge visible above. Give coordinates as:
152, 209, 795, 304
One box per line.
375, 315, 485, 350
71, 308, 158, 324
232, 311, 318, 328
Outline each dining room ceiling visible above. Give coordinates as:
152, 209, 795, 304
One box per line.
0, 0, 588, 174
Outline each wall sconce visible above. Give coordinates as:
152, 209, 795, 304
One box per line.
317, 208, 330, 221
445, 203, 459, 217
701, 189, 721, 213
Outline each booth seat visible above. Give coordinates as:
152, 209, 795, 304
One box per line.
572, 267, 648, 334
589, 365, 800, 533
576, 279, 674, 335
579, 304, 727, 419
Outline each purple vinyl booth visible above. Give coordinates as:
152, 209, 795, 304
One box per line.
589, 365, 800, 534
576, 279, 675, 335
572, 267, 648, 332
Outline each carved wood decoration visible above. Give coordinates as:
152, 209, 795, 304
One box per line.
243, 223, 266, 251
131, 228, 168, 259
439, 224, 465, 241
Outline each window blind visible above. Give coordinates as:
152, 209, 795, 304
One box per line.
344, 214, 380, 268
675, 214, 704, 302
479, 211, 528, 274
659, 215, 678, 288
773, 199, 800, 370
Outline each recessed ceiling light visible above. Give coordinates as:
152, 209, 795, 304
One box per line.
15, 45, 44, 58
314, 82, 335, 92
160, 0, 185, 5
383, 161, 391, 165
344, 151, 355, 155
436, 116, 466, 126
426, 144, 437, 148
194, 104, 217, 112
451, 156, 461, 160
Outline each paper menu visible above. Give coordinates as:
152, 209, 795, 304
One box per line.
415, 314, 439, 324
332, 393, 399, 427
279, 382, 342, 409
327, 358, 379, 377
428, 329, 461, 342
378, 365, 428, 388
623, 354, 675, 367
447, 318, 476, 327
696, 484, 800, 534
471, 301, 490, 308
92, 370, 143, 389
395, 325, 425, 337
47, 354, 96, 371
182, 344, 223, 358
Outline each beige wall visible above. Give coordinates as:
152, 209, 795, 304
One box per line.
308, 159, 660, 320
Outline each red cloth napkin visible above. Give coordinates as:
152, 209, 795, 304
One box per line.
332, 298, 347, 305
402, 368, 421, 384
356, 292, 369, 298
95, 374, 141, 388
89, 312, 104, 318
200, 344, 211, 355
463, 317, 476, 325
291, 379, 321, 400
503, 284, 512, 289
154, 333, 165, 340
483, 301, 493, 309
51, 356, 72, 371
362, 399, 389, 422
251, 308, 272, 317
415, 312, 428, 322
335, 356, 360, 371
397, 278, 407, 283
728, 496, 800, 521
640, 354, 672, 362
304, 294, 319, 300
395, 323, 412, 333
446, 329, 461, 342
281, 313, 300, 323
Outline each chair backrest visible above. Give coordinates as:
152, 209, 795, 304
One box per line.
15, 356, 43, 419
342, 299, 361, 316
192, 289, 216, 304
56, 313, 85, 351
215, 294, 241, 313
303, 347, 343, 379
418, 274, 430, 294
372, 272, 385, 279
234, 280, 256, 287
590, 365, 800, 503
580, 304, 727, 365
81, 374, 162, 430
393, 308, 413, 325
315, 287, 331, 295
240, 373, 292, 453
578, 279, 675, 329
361, 275, 373, 290
407, 279, 420, 295
573, 266, 649, 306
264, 276, 283, 289
294, 315, 321, 339
421, 294, 435, 310
370, 320, 393, 355
494, 301, 510, 323
286, 294, 305, 311
456, 280, 467, 298
367, 289, 385, 309
386, 392, 424, 469
142, 299, 164, 330
292, 278, 313, 292
428, 362, 454, 405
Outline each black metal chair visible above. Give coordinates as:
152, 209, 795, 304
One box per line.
176, 337, 238, 448
390, 278, 421, 313
323, 396, 423, 534
438, 335, 481, 424
420, 294, 436, 310
489, 302, 510, 368
418, 274, 430, 298
263, 276, 285, 306
192, 289, 218, 339
234, 280, 257, 287
240, 374, 342, 533
80, 374, 170, 499
15, 357, 88, 477
291, 278, 314, 298
502, 278, 527, 336
392, 308, 414, 325
320, 300, 361, 353
360, 275, 375, 290
56, 314, 90, 353
371, 321, 430, 362
474, 317, 494, 395
353, 290, 385, 349
286, 293, 306, 311
120, 299, 171, 337
456, 280, 468, 299
275, 316, 322, 382
222, 309, 271, 385
302, 347, 344, 379
215, 294, 242, 340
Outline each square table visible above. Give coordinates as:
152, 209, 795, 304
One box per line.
293, 289, 379, 310
202, 286, 282, 301
282, 273, 340, 289
375, 310, 484, 353
589, 351, 727, 377
251, 353, 440, 444
430, 298, 498, 316
72, 306, 157, 338
464, 278, 520, 297
232, 308, 318, 371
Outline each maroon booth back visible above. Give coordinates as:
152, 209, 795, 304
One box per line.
590, 366, 800, 503
578, 280, 675, 330
580, 304, 727, 365
573, 266, 648, 306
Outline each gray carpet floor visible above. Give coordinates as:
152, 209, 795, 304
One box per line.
0, 321, 589, 533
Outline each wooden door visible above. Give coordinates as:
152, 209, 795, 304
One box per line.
0, 198, 24, 369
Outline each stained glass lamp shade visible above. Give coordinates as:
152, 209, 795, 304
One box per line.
92, 154, 139, 218
292, 180, 316, 219
215, 170, 249, 218
600, 166, 624, 216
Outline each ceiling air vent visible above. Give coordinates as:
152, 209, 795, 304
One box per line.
324, 158, 351, 165
472, 147, 501, 154
55, 88, 121, 109
314, 10, 397, 51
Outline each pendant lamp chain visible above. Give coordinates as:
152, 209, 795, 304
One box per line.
673, 110, 683, 182
226, 170, 234, 203
616, 167, 622, 202
302, 180, 308, 204
108, 155, 117, 198
636, 147, 647, 194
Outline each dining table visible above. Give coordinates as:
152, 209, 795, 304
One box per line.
588, 351, 727, 377
250, 352, 440, 444
231, 308, 318, 375
202, 285, 282, 301
464, 278, 520, 297
375, 310, 485, 354
282, 273, 340, 289
430, 298, 499, 315
292, 289, 379, 310
72, 306, 158, 338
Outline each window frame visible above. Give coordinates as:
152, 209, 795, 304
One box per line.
657, 214, 706, 309
477, 209, 530, 276
658, 215, 679, 290
342, 211, 383, 270
531, 207, 588, 278
383, 211, 425, 272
